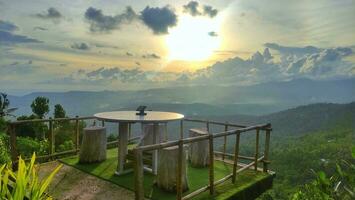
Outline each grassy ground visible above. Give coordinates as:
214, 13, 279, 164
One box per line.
61, 148, 272, 200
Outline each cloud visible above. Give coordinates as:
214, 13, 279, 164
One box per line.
35, 7, 62, 22
182, 1, 218, 18
33, 26, 48, 31
264, 43, 320, 56
203, 5, 218, 18
208, 31, 218, 37
85, 6, 138, 33
142, 53, 160, 59
0, 20, 18, 32
183, 1, 201, 16
0, 30, 42, 44
140, 6, 177, 34
71, 42, 90, 50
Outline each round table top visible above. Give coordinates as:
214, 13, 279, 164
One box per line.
94, 111, 184, 123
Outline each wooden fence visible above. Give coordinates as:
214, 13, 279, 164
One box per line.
133, 119, 272, 200
6, 116, 272, 200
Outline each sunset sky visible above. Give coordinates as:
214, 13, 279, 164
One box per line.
1, 0, 355, 94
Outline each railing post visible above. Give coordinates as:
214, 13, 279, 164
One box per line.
75, 115, 80, 152
206, 120, 210, 132
254, 128, 260, 171
263, 129, 271, 172
232, 132, 240, 183
177, 139, 183, 200
8, 124, 18, 170
223, 122, 228, 160
48, 117, 54, 155
208, 134, 214, 195
180, 120, 184, 139
134, 148, 144, 200
128, 123, 131, 140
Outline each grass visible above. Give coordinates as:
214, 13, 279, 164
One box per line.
60, 148, 273, 200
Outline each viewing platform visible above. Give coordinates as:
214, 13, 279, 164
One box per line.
7, 115, 275, 200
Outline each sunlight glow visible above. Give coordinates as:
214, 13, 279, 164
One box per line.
165, 15, 222, 61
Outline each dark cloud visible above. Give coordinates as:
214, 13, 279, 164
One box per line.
35, 7, 62, 20
71, 42, 90, 50
140, 6, 177, 34
182, 1, 218, 18
142, 53, 160, 59
0, 30, 42, 44
33, 26, 48, 31
126, 52, 133, 56
85, 6, 138, 33
28, 60, 33, 64
183, 1, 201, 16
0, 20, 18, 32
203, 5, 218, 18
208, 31, 218, 37
135, 61, 141, 66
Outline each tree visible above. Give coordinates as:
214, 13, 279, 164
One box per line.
31, 97, 49, 119
0, 93, 10, 117
54, 104, 66, 118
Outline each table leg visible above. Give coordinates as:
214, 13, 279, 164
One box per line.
116, 122, 129, 175
152, 123, 159, 175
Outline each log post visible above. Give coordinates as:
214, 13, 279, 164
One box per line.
128, 123, 131, 140
188, 129, 209, 167
254, 128, 260, 171
209, 134, 214, 195
223, 122, 228, 160
75, 115, 79, 152
134, 148, 144, 200
263, 129, 271, 172
48, 117, 54, 155
8, 124, 18, 170
232, 132, 240, 183
180, 120, 183, 139
157, 141, 188, 194
79, 126, 107, 163
177, 139, 183, 200
101, 120, 105, 127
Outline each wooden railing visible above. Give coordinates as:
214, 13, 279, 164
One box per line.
6, 116, 272, 200
133, 119, 272, 200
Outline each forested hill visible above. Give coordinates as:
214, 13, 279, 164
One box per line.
207, 102, 355, 137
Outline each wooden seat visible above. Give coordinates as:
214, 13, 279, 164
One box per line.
188, 128, 209, 167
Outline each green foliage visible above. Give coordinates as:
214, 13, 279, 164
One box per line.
17, 137, 49, 158
0, 133, 10, 164
31, 97, 50, 119
54, 104, 66, 119
57, 140, 74, 152
0, 93, 10, 117
0, 153, 62, 200
0, 118, 7, 133
107, 133, 117, 142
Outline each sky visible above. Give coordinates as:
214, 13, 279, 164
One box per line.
0, 0, 355, 94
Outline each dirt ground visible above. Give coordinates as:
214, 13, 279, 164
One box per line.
38, 161, 136, 200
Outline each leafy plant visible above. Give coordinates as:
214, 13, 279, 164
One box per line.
0, 153, 62, 200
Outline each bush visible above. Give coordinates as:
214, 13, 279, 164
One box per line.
57, 140, 75, 152
0, 153, 62, 200
0, 133, 10, 164
16, 137, 49, 158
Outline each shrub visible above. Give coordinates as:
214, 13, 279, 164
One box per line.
16, 137, 49, 158
57, 140, 75, 152
0, 153, 62, 199
0, 133, 10, 164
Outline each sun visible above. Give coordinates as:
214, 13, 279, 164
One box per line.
165, 15, 222, 61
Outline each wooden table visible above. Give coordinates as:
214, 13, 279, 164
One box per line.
94, 111, 184, 175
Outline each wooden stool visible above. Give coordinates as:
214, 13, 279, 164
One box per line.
189, 128, 209, 167
157, 145, 189, 192
79, 126, 107, 163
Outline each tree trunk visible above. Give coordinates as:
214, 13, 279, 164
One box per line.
189, 128, 209, 167
79, 126, 107, 163
157, 145, 189, 192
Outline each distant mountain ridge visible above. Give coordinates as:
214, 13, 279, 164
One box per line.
7, 78, 355, 117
